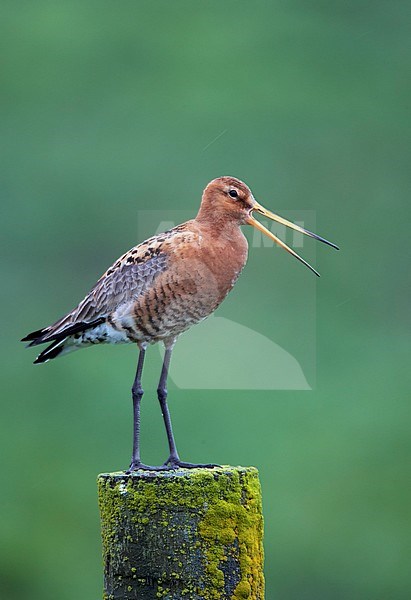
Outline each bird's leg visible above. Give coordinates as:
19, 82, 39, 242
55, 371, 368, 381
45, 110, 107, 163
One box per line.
157, 345, 181, 464
158, 344, 219, 470
126, 344, 180, 472
127, 343, 218, 471
128, 346, 146, 471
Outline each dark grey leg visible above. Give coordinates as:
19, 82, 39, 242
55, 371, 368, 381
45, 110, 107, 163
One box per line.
127, 343, 218, 472
128, 347, 145, 471
158, 346, 219, 470
127, 345, 179, 472
157, 346, 180, 462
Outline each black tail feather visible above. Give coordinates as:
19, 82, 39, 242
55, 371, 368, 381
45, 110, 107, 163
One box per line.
34, 340, 65, 364
22, 317, 105, 348
21, 327, 50, 342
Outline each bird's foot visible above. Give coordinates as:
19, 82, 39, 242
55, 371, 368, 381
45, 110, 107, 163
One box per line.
126, 461, 171, 473
126, 458, 220, 473
163, 456, 220, 470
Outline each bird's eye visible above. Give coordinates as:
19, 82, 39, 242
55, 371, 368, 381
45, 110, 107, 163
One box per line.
228, 189, 238, 198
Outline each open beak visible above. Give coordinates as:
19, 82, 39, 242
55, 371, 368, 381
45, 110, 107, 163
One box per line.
245, 201, 339, 277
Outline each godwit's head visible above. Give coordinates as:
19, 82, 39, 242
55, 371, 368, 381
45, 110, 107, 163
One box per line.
197, 176, 339, 276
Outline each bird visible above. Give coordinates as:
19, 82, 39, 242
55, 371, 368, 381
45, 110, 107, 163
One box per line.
22, 176, 338, 471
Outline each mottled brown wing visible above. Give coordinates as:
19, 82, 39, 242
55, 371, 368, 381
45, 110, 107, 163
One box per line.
23, 223, 196, 346
72, 251, 168, 323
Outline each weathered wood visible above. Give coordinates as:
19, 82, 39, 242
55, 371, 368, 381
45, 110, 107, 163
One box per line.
98, 466, 264, 600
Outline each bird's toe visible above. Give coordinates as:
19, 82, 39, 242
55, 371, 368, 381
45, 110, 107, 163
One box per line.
166, 460, 220, 470
126, 462, 173, 473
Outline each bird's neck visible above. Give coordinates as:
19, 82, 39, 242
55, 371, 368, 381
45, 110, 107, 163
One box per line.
195, 209, 244, 241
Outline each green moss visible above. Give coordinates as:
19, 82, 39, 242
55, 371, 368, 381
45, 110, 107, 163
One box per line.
196, 469, 264, 599
234, 580, 252, 598
98, 466, 264, 599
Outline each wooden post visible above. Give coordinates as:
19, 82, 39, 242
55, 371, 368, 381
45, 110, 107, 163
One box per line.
98, 466, 264, 599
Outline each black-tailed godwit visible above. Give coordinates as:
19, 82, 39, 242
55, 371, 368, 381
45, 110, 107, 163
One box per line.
22, 176, 338, 470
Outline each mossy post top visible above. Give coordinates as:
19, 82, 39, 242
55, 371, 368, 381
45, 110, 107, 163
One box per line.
98, 466, 264, 599
98, 464, 259, 485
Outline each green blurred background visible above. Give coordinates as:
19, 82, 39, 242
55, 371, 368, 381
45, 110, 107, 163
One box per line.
2, 1, 410, 598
